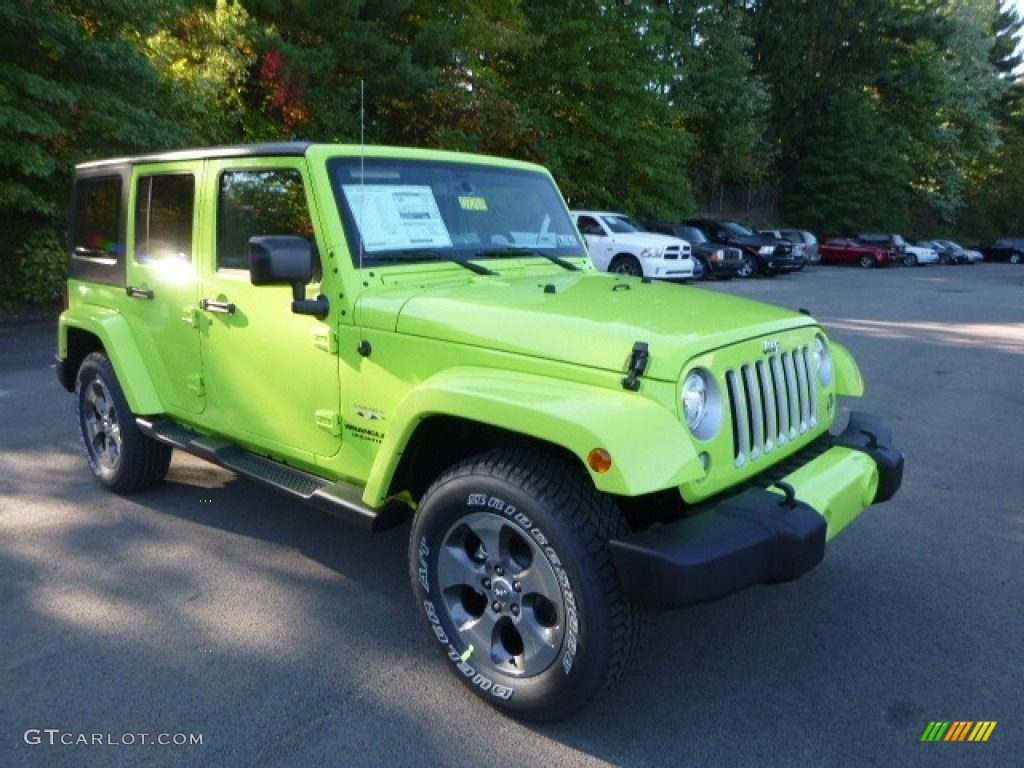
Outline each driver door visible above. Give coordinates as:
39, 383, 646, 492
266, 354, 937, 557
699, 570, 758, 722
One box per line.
197, 158, 340, 467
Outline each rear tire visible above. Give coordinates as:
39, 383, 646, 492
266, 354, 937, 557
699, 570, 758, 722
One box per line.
76, 352, 172, 493
409, 448, 643, 721
736, 256, 756, 278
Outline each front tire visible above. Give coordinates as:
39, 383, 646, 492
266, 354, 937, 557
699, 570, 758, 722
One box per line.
736, 256, 756, 278
609, 254, 643, 276
76, 352, 172, 493
859, 254, 876, 269
903, 253, 917, 267
1010, 252, 1022, 265
409, 448, 642, 721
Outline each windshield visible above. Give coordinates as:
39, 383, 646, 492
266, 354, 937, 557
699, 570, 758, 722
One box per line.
329, 157, 585, 267
721, 221, 755, 237
601, 214, 646, 234
677, 226, 707, 244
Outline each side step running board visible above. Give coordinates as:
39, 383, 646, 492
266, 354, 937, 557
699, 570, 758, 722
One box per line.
137, 418, 408, 532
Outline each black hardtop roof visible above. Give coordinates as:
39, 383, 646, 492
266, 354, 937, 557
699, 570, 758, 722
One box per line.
75, 142, 314, 170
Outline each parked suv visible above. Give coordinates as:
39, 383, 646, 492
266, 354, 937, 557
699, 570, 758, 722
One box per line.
571, 210, 694, 279
854, 233, 907, 260
685, 218, 803, 277
57, 143, 902, 721
645, 221, 744, 279
761, 228, 818, 265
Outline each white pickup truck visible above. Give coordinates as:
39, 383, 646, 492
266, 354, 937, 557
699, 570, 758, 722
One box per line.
572, 210, 695, 279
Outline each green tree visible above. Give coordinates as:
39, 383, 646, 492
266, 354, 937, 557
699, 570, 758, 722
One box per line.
660, 1, 773, 215
237, 0, 458, 142
878, 0, 1003, 229
0, 0, 190, 302
487, 0, 695, 218
402, 0, 539, 154
751, 0, 911, 231
752, 0, 1008, 233
963, 1, 1024, 238
144, 0, 264, 144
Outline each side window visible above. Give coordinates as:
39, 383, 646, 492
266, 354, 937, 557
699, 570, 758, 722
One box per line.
577, 216, 601, 236
216, 169, 316, 272
68, 173, 126, 286
71, 176, 123, 263
134, 174, 195, 262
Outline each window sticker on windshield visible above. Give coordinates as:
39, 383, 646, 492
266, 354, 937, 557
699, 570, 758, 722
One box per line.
342, 184, 453, 251
458, 196, 488, 211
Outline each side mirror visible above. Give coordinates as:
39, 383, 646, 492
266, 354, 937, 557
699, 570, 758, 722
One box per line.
249, 236, 328, 318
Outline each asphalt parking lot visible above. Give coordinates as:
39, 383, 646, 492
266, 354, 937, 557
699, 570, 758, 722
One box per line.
2, 263, 1022, 767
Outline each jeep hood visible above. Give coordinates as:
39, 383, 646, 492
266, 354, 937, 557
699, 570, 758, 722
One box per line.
355, 273, 814, 380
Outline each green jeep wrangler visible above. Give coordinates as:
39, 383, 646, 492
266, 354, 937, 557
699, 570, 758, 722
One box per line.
56, 142, 903, 720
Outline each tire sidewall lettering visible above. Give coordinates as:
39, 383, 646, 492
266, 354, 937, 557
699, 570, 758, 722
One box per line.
466, 492, 580, 675
417, 489, 583, 703
421, 598, 513, 701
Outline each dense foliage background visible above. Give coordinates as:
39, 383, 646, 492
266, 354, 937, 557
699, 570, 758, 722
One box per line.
2, 0, 1022, 305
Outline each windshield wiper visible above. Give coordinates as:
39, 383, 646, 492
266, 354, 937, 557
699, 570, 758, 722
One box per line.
365, 250, 498, 275
442, 255, 499, 275
476, 248, 581, 272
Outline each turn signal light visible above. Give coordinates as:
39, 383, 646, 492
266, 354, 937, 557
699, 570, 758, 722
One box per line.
587, 448, 613, 474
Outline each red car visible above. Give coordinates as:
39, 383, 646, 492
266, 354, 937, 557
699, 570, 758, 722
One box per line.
819, 238, 898, 268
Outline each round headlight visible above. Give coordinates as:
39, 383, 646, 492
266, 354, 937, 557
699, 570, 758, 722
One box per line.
681, 367, 722, 440
682, 370, 707, 430
812, 334, 833, 386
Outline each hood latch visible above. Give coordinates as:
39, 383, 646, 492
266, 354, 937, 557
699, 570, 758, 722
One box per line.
621, 341, 649, 391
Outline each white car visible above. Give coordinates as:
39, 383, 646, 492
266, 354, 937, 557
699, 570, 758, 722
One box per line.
572, 210, 695, 279
901, 243, 940, 266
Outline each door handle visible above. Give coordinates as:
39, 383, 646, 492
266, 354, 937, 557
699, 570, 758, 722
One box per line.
200, 298, 236, 314
126, 286, 154, 299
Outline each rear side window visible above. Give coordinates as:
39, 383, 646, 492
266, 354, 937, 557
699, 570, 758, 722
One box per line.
216, 169, 315, 271
69, 172, 126, 285
134, 174, 195, 262
72, 177, 122, 261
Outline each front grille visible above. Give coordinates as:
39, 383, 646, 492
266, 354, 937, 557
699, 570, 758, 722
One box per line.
725, 345, 818, 467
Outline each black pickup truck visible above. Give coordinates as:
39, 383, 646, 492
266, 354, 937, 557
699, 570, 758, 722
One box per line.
684, 217, 803, 277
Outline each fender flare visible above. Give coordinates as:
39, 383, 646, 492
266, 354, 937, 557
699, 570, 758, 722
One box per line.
361, 367, 703, 505
59, 308, 165, 414
830, 341, 864, 397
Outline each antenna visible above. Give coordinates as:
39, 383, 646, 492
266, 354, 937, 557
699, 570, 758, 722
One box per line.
359, 79, 365, 269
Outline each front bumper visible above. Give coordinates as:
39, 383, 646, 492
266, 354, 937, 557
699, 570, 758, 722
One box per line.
609, 411, 903, 608
647, 260, 695, 279
708, 259, 743, 277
